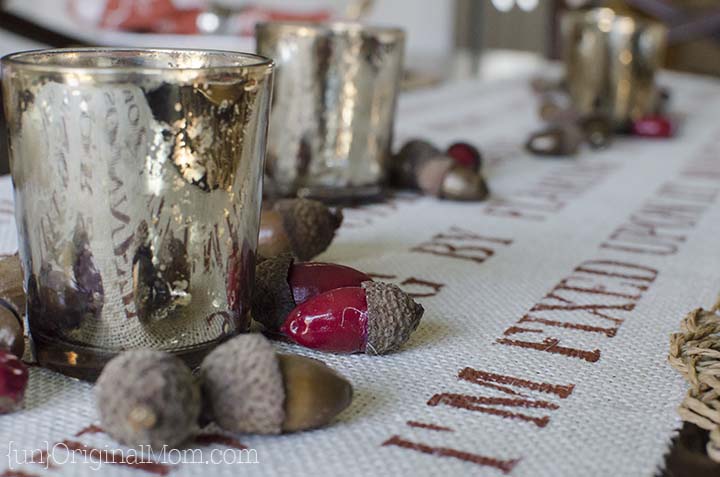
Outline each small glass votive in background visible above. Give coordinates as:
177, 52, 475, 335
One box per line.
562, 8, 667, 128
256, 22, 405, 201
1, 48, 273, 379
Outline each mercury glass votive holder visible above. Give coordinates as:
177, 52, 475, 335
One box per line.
562, 8, 667, 127
256, 22, 405, 201
1, 48, 274, 380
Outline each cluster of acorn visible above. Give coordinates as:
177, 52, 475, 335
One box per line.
96, 334, 353, 448
389, 139, 489, 201
255, 197, 424, 354
96, 197, 424, 448
257, 198, 343, 261
525, 76, 674, 157
0, 197, 425, 447
0, 255, 29, 415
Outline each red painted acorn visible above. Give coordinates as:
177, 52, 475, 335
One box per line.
281, 281, 424, 355
631, 115, 674, 138
0, 350, 28, 414
447, 142, 482, 170
252, 254, 372, 331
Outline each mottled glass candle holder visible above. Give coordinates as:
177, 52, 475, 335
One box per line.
256, 22, 405, 201
1, 48, 273, 380
562, 8, 667, 127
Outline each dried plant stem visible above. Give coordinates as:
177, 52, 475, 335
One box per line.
668, 296, 720, 461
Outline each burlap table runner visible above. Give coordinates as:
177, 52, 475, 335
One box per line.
1, 68, 720, 476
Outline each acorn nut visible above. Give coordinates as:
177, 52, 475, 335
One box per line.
200, 334, 353, 433
447, 142, 482, 170
252, 253, 372, 331
281, 281, 424, 355
0, 350, 28, 414
258, 198, 343, 261
390, 139, 442, 189
96, 350, 201, 448
417, 156, 489, 201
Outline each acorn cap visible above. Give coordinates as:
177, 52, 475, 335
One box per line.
440, 167, 490, 201
200, 334, 285, 434
391, 139, 441, 189
362, 281, 424, 355
273, 199, 343, 261
416, 156, 455, 197
252, 253, 296, 330
96, 350, 201, 448
278, 353, 353, 432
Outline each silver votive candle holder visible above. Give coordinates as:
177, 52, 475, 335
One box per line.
1, 48, 274, 379
256, 22, 405, 201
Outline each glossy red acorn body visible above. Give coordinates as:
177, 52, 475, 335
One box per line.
288, 262, 372, 304
280, 281, 424, 355
631, 115, 674, 138
0, 350, 28, 414
252, 254, 372, 331
446, 142, 482, 170
282, 287, 368, 353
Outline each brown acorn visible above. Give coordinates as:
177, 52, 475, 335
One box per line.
525, 123, 583, 156
0, 255, 25, 358
416, 156, 489, 201
200, 334, 353, 434
96, 350, 201, 448
258, 199, 343, 261
390, 139, 442, 189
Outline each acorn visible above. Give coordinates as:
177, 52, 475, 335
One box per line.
0, 255, 25, 358
258, 199, 343, 261
631, 115, 674, 138
0, 350, 28, 414
200, 334, 353, 434
95, 350, 201, 448
281, 281, 424, 355
416, 156, 489, 201
525, 123, 583, 156
446, 142, 482, 170
390, 139, 442, 188
252, 253, 372, 331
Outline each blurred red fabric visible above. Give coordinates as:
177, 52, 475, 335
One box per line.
97, 0, 331, 35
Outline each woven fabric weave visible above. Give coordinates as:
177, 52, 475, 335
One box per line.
1, 69, 720, 476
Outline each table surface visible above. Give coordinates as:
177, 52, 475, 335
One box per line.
1, 68, 720, 477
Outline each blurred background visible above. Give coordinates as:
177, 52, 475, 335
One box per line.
0, 0, 719, 172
